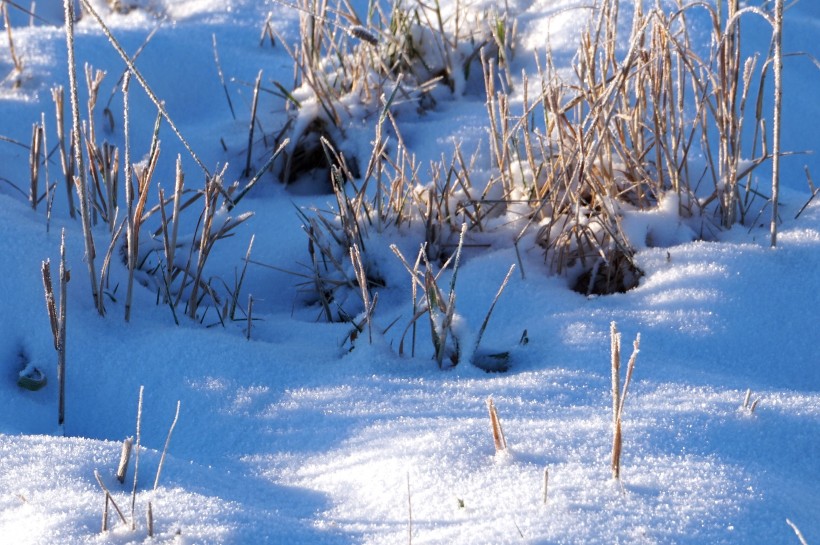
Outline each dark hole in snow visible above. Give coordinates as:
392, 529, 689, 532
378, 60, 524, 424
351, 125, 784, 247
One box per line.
471, 350, 511, 373
280, 120, 359, 195
571, 249, 643, 296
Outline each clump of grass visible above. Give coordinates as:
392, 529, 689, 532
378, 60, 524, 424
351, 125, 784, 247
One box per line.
391, 224, 468, 368
120, 154, 260, 325
96, 387, 180, 536
20, 0, 267, 325
478, 0, 783, 293
15, 0, 802, 346
286, 0, 790, 317
269, 0, 510, 188
291, 160, 385, 323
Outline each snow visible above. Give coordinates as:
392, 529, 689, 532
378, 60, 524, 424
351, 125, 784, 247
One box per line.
1, 0, 819, 544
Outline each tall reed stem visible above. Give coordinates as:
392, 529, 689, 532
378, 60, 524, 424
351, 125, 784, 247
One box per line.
771, 0, 783, 247
64, 0, 102, 314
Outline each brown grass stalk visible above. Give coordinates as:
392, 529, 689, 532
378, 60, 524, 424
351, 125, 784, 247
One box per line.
486, 396, 507, 453
116, 437, 133, 484
212, 33, 237, 119
147, 501, 154, 537
243, 69, 263, 178
94, 470, 128, 530
246, 294, 253, 340
771, 0, 783, 246
2, 2, 23, 87
131, 385, 143, 530
51, 86, 76, 218
64, 0, 102, 314
29, 123, 43, 211
610, 322, 639, 480
41, 229, 69, 428
473, 264, 515, 356
153, 400, 180, 490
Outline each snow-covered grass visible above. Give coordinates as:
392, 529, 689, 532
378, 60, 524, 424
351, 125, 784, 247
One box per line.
1, 0, 819, 544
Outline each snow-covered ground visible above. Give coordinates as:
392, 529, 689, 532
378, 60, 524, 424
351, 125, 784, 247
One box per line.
0, 1, 818, 543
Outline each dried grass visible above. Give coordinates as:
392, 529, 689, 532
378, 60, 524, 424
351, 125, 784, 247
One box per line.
10, 0, 800, 344
40, 229, 68, 428
1, 1, 24, 88
610, 321, 639, 480
486, 396, 507, 453
280, 0, 792, 367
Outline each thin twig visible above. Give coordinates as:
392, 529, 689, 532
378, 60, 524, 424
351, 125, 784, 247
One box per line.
94, 470, 128, 527
771, 0, 783, 247
78, 0, 211, 177
131, 386, 144, 530
786, 518, 809, 545
473, 264, 515, 355
244, 70, 263, 177
407, 472, 413, 545
64, 0, 101, 314
154, 400, 181, 490
543, 467, 549, 504
212, 33, 236, 120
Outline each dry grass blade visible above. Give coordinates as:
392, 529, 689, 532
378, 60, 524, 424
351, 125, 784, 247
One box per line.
51, 86, 77, 218
116, 437, 133, 484
153, 400, 180, 490
786, 518, 810, 545
2, 2, 23, 87
741, 387, 761, 414
246, 294, 254, 340
425, 270, 448, 366
56, 231, 68, 428
770, 0, 783, 246
228, 235, 255, 321
78, 0, 210, 177
610, 322, 639, 480
610, 322, 621, 479
486, 396, 507, 453
243, 69, 263, 177
390, 243, 425, 357
41, 260, 59, 350
350, 243, 375, 343
131, 385, 143, 530
543, 467, 549, 504
29, 123, 43, 210
407, 471, 413, 545
98, 217, 126, 305
41, 229, 69, 428
64, 0, 101, 314
181, 168, 254, 320
94, 470, 128, 529
212, 33, 236, 120
228, 137, 289, 211
473, 263, 515, 356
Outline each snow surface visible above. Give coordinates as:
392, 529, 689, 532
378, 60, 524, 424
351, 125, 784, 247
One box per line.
1, 0, 819, 544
